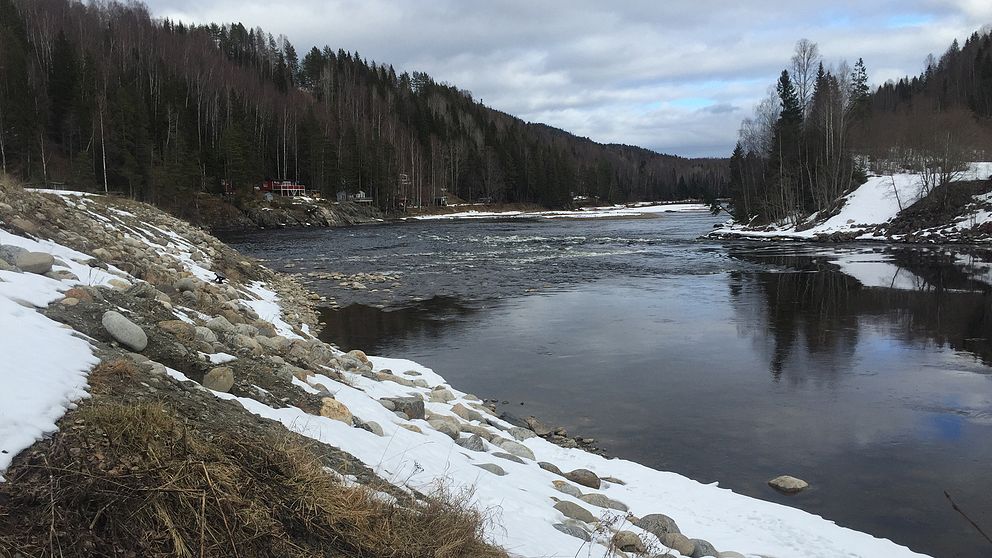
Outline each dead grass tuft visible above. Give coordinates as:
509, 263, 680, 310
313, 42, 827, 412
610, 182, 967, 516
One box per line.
0, 402, 507, 558
87, 358, 139, 388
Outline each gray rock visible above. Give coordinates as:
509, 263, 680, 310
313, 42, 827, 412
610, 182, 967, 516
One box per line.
44, 270, 78, 281
428, 419, 460, 440
460, 424, 496, 441
390, 397, 425, 420
474, 463, 506, 476
393, 411, 410, 420
526, 415, 554, 436
635, 513, 681, 537
495, 438, 535, 460
691, 539, 718, 558
565, 468, 601, 489
539, 461, 565, 476
553, 500, 597, 524
451, 403, 484, 422
202, 366, 235, 392
614, 531, 646, 553
101, 311, 148, 352
553, 522, 591, 542
509, 427, 537, 441
498, 411, 529, 428
492, 451, 525, 464
660, 533, 696, 556
364, 420, 385, 437
0, 244, 27, 265
768, 475, 808, 494
428, 388, 456, 403
579, 493, 628, 512
174, 276, 202, 292
15, 251, 54, 274
552, 480, 583, 498
194, 326, 218, 344
206, 315, 236, 335
456, 434, 487, 452
718, 552, 746, 558
378, 398, 396, 411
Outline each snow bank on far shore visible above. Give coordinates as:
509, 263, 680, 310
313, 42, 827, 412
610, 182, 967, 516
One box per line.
712, 163, 992, 241
412, 202, 708, 221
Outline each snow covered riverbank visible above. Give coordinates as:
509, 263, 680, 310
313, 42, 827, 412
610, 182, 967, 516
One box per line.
0, 184, 931, 557
710, 163, 992, 242
411, 202, 709, 221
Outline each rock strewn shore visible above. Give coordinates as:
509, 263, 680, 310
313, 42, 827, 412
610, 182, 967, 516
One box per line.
0, 181, 933, 558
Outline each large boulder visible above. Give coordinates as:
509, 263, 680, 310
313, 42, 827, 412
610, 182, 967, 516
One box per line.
428, 419, 460, 440
202, 366, 235, 392
565, 468, 601, 489
526, 415, 554, 436
660, 533, 696, 556
579, 493, 628, 512
635, 513, 681, 537
508, 427, 537, 441
0, 244, 27, 265
205, 315, 236, 335
691, 539, 719, 558
552, 480, 583, 498
194, 326, 218, 344
320, 398, 353, 424
494, 438, 535, 461
389, 397, 424, 420
553, 500, 597, 524
15, 251, 54, 274
614, 531, 646, 554
768, 475, 808, 494
101, 311, 148, 352
456, 434, 487, 452
451, 403, 484, 422
428, 388, 456, 403
553, 522, 591, 542
474, 463, 506, 476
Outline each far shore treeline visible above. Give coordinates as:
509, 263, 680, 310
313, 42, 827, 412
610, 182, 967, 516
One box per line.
0, 0, 728, 218
729, 34, 992, 225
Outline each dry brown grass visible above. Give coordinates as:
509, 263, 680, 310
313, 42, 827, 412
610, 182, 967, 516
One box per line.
0, 402, 507, 558
87, 358, 139, 389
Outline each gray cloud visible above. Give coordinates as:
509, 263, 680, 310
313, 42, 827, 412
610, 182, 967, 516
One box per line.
144, 0, 992, 157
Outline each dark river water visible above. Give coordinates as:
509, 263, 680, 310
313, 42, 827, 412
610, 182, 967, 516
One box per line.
224, 212, 992, 558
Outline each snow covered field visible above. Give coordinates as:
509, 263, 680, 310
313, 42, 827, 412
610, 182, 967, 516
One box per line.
412, 202, 708, 221
712, 163, 992, 240
0, 191, 934, 557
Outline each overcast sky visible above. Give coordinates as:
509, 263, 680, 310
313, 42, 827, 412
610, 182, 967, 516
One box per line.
144, 1, 992, 157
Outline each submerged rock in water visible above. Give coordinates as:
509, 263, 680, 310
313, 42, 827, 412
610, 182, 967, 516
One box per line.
768, 475, 809, 494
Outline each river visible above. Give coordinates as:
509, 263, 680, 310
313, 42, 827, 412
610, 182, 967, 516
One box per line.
224, 210, 992, 558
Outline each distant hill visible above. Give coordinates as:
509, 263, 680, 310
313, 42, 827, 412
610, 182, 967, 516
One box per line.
0, 0, 728, 217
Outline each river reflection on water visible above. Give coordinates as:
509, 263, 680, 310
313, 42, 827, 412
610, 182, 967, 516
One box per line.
225, 214, 992, 558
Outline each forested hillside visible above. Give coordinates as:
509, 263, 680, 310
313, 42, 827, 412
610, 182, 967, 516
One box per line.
0, 0, 727, 218
727, 32, 992, 225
